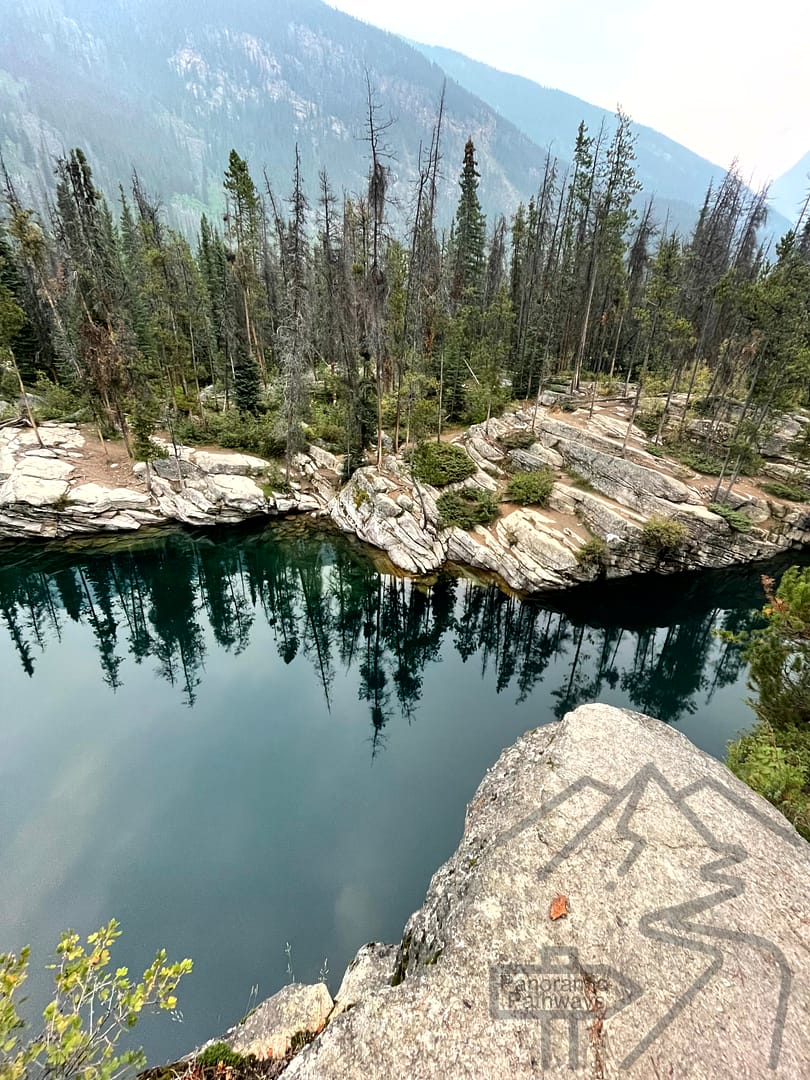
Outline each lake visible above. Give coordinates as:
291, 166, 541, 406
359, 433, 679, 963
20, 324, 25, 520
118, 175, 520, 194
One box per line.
0, 521, 782, 1063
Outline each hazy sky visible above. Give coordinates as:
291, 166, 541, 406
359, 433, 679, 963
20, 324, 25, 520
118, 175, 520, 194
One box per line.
327, 0, 808, 183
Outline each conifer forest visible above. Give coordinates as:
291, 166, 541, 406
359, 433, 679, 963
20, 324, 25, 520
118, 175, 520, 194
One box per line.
1, 99, 809, 483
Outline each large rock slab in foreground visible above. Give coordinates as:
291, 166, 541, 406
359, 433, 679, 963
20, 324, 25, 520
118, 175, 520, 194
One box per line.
287, 704, 810, 1079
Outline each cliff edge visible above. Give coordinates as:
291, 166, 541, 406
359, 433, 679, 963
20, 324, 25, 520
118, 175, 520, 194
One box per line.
219, 704, 810, 1078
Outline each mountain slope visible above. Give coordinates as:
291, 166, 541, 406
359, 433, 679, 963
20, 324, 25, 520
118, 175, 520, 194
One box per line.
0, 0, 792, 241
771, 152, 810, 223
413, 41, 793, 239
0, 0, 550, 229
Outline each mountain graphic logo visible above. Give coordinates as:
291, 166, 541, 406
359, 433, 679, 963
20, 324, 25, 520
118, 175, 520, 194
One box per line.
489, 762, 800, 1071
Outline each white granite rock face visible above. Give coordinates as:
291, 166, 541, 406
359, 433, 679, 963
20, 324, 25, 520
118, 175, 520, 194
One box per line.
0, 425, 339, 538
285, 704, 810, 1080
223, 982, 333, 1060
2, 414, 809, 597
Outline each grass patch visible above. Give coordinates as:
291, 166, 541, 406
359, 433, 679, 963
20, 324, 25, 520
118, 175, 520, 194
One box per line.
504, 469, 554, 507
437, 487, 499, 530
410, 442, 476, 486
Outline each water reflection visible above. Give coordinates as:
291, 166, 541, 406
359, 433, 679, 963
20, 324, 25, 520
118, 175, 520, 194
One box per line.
0, 522, 791, 1063
0, 522, 771, 736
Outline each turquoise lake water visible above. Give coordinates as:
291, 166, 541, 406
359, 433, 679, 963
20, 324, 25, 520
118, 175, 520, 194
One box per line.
0, 522, 786, 1063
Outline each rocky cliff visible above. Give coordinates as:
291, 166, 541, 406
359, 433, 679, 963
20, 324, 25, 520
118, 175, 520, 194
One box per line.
0, 423, 332, 537
330, 403, 810, 591
210, 704, 810, 1078
2, 398, 809, 597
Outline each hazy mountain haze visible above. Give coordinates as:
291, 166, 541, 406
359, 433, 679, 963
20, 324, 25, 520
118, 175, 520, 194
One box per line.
327, 0, 810, 185
0, 0, 800, 240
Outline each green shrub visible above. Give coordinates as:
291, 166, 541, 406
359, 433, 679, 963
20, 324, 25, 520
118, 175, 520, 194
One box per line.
410, 442, 475, 486
0, 366, 18, 401
708, 502, 753, 533
307, 399, 347, 451
670, 440, 762, 477
462, 382, 509, 425
32, 375, 86, 421
437, 487, 499, 530
173, 410, 287, 460
641, 516, 688, 555
197, 1043, 246, 1070
505, 469, 554, 506
727, 725, 810, 839
498, 430, 536, 451
0, 920, 191, 1080
671, 444, 726, 475
575, 536, 608, 569
260, 464, 290, 499
718, 569, 810, 838
762, 480, 809, 503
635, 404, 664, 438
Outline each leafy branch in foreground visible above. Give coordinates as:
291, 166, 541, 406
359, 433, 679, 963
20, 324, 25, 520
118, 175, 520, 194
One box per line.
0, 919, 192, 1080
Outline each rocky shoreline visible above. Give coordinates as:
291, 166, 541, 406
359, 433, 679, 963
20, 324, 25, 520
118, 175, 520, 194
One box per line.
174, 704, 810, 1078
2, 398, 809, 594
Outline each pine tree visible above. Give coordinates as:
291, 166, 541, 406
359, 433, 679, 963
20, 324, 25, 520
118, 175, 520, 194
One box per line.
450, 138, 486, 308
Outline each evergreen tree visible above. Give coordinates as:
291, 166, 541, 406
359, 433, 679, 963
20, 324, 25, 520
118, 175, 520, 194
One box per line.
450, 138, 486, 308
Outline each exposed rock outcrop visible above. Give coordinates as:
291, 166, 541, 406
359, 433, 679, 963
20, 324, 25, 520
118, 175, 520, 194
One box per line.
2, 406, 809, 597
0, 423, 336, 538
225, 983, 332, 1061
325, 407, 810, 592
272, 704, 810, 1079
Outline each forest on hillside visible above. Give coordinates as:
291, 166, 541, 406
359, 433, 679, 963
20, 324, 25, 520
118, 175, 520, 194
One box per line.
1, 97, 809, 493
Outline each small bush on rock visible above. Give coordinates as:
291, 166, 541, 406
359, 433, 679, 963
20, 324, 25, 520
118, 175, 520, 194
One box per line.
641, 516, 688, 555
708, 502, 753, 533
505, 469, 554, 506
410, 442, 476, 486
762, 480, 809, 503
575, 536, 608, 569
437, 487, 499, 530
197, 1043, 246, 1070
498, 430, 536, 451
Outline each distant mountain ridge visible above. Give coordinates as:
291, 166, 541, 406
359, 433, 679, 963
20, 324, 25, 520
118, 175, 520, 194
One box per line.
412, 41, 794, 240
0, 0, 547, 229
771, 151, 810, 223
0, 0, 794, 240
